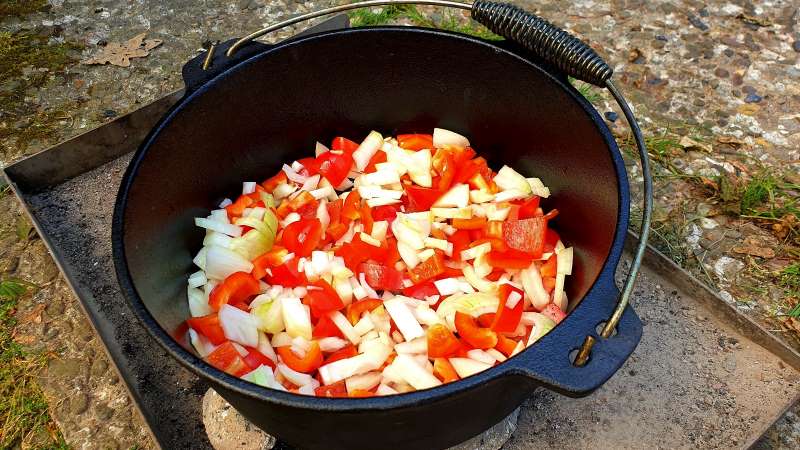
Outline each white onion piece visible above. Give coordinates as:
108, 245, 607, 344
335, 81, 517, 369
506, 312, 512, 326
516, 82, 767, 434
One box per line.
242, 181, 257, 195
493, 165, 532, 194
195, 217, 242, 237
371, 221, 389, 241
384, 297, 424, 341
205, 246, 253, 280
277, 363, 314, 387
434, 278, 462, 296
209, 209, 230, 223
376, 383, 399, 396
430, 207, 472, 219
363, 169, 401, 186
494, 189, 529, 202
257, 332, 277, 362
469, 190, 494, 204
397, 241, 420, 269
318, 336, 348, 352
300, 174, 320, 192
218, 198, 233, 208
462, 265, 496, 293
527, 177, 551, 198
203, 231, 233, 249
505, 290, 523, 308
433, 128, 470, 148
520, 264, 550, 311
366, 197, 402, 207
358, 185, 403, 200
406, 149, 432, 187
281, 297, 312, 340
449, 358, 492, 378
557, 247, 573, 275
187, 286, 211, 317
310, 186, 335, 200
282, 164, 309, 184
352, 131, 384, 171
345, 371, 383, 393
486, 348, 507, 363
353, 314, 376, 336
467, 349, 496, 365
330, 311, 362, 344
433, 183, 469, 208
188, 270, 207, 288
219, 304, 259, 347
413, 303, 444, 327
391, 354, 442, 390
271, 331, 293, 347
188, 329, 217, 357
273, 182, 296, 200
316, 200, 330, 230
394, 337, 427, 354
315, 141, 329, 156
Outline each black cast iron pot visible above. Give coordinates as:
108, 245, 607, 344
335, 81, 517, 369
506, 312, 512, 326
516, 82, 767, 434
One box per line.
113, 2, 651, 449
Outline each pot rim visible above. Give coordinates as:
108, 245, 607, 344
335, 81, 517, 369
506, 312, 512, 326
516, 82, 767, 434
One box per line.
112, 26, 629, 411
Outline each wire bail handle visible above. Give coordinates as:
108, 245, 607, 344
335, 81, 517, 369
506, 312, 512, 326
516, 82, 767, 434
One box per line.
222, 0, 653, 366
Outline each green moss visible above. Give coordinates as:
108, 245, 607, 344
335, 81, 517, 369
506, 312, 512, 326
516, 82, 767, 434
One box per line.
0, 30, 83, 151
0, 0, 48, 17
348, 5, 500, 40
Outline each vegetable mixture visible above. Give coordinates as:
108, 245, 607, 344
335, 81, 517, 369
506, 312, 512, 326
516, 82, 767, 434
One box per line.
187, 128, 573, 397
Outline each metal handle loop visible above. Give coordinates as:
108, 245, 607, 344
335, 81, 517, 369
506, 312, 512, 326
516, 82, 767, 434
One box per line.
225, 0, 652, 364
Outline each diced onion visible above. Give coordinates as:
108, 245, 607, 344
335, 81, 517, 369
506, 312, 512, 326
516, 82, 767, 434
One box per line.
493, 166, 532, 195
271, 331, 293, 347
282, 164, 309, 184
277, 363, 314, 387
218, 198, 233, 208
383, 297, 425, 341
281, 297, 312, 340
449, 358, 492, 378
433, 184, 469, 208
242, 181, 257, 195
394, 337, 427, 354
345, 371, 383, 393
315, 141, 329, 156
188, 286, 211, 317
219, 304, 259, 347
318, 337, 348, 352
505, 290, 523, 309
352, 131, 384, 171
433, 128, 470, 148
466, 349, 496, 365
390, 354, 442, 390
205, 245, 254, 280
195, 217, 243, 237
527, 177, 551, 198
188, 270, 207, 289
371, 221, 388, 241
188, 329, 216, 357
434, 278, 462, 296
330, 311, 362, 344
486, 348, 507, 362
376, 384, 399, 395
520, 264, 550, 311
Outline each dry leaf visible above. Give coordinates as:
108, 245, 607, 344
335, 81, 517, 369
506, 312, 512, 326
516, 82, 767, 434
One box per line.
736, 13, 772, 27
84, 32, 163, 67
772, 214, 798, 240
679, 136, 712, 153
783, 317, 800, 336
737, 103, 760, 115
732, 235, 776, 258
19, 303, 46, 326
717, 136, 744, 147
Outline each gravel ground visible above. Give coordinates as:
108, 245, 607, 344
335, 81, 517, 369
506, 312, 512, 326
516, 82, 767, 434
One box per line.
1, 0, 798, 448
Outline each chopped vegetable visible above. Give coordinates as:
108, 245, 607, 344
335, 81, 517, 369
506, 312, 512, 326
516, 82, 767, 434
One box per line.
186, 128, 571, 396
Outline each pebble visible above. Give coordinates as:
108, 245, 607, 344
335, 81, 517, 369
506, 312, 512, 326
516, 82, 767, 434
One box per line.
793, 41, 800, 53
604, 111, 618, 122
744, 93, 762, 103
687, 14, 709, 31
714, 68, 729, 78
69, 393, 90, 415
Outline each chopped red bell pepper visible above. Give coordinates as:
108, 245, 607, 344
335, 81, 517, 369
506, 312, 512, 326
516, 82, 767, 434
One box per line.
315, 380, 348, 398
331, 136, 360, 154
486, 249, 536, 270
484, 221, 503, 239
448, 229, 471, 261
470, 237, 507, 252
426, 324, 461, 358
208, 272, 261, 311
206, 342, 250, 376
262, 171, 288, 193
402, 279, 439, 299
346, 298, 384, 325
516, 196, 541, 219
543, 228, 560, 253
495, 334, 518, 357
305, 279, 345, 318
251, 246, 289, 279
277, 341, 323, 374
341, 190, 361, 222
397, 133, 434, 151
477, 313, 495, 328
325, 222, 349, 242
363, 150, 387, 173
323, 344, 358, 365
313, 314, 345, 339
264, 258, 307, 287
282, 218, 323, 257
491, 284, 524, 333
451, 217, 487, 230
542, 276, 556, 293
359, 203, 374, 234
276, 190, 318, 218
297, 157, 321, 176
371, 204, 398, 223
349, 389, 375, 397
432, 149, 457, 190
358, 262, 404, 292
243, 346, 276, 370
404, 185, 445, 212
454, 312, 498, 350
408, 252, 446, 284
316, 150, 353, 186
502, 217, 546, 257
327, 199, 343, 224
225, 195, 254, 220
187, 313, 227, 345
433, 358, 460, 382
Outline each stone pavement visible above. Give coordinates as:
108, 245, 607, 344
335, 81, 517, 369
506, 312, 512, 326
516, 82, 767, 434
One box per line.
1, 0, 798, 448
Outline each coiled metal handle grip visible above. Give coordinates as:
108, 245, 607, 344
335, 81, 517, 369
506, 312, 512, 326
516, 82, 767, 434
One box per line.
471, 1, 612, 86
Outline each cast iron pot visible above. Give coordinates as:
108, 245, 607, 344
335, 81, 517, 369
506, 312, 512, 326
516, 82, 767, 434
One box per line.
113, 2, 651, 448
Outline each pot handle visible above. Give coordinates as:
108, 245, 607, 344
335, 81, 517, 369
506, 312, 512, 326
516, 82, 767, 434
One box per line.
224, 0, 653, 377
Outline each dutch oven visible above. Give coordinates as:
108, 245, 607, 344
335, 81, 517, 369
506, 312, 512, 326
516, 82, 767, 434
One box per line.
112, 1, 653, 448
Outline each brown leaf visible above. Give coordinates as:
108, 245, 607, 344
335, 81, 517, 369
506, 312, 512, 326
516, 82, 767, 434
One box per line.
783, 317, 800, 335
19, 303, 46, 325
679, 136, 712, 153
736, 13, 772, 27
717, 136, 744, 147
83, 32, 163, 67
732, 235, 776, 258
737, 103, 760, 115
772, 214, 798, 240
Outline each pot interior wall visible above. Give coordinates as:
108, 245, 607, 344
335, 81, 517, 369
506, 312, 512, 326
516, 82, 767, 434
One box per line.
121, 28, 621, 343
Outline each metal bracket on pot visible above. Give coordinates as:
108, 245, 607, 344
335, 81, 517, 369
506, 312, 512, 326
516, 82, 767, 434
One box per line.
223, 0, 653, 367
